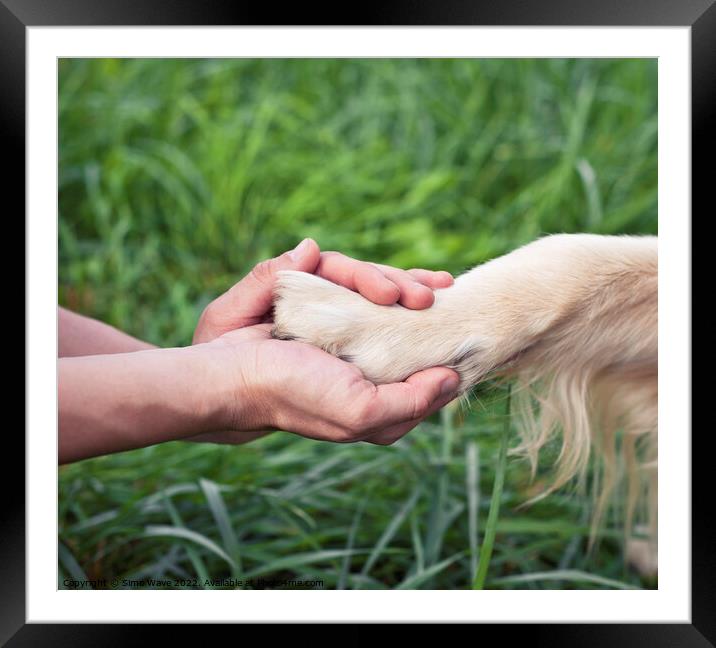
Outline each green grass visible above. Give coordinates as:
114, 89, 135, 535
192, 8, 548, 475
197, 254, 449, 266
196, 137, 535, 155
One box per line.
58, 58, 657, 590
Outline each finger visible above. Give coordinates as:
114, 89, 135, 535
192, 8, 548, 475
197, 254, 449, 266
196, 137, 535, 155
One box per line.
374, 266, 436, 309
407, 268, 454, 289
316, 252, 400, 305
233, 238, 321, 314
354, 367, 460, 432
362, 388, 458, 445
364, 419, 424, 446
210, 239, 321, 332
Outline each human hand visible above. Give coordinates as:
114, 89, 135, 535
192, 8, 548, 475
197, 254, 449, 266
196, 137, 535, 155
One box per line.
199, 324, 460, 446
58, 241, 458, 461
192, 238, 454, 344
188, 239, 458, 445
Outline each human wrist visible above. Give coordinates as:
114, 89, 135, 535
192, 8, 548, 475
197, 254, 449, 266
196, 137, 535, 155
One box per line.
200, 334, 275, 433
173, 344, 240, 436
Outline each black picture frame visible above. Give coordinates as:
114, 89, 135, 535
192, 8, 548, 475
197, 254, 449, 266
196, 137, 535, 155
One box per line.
6, 0, 706, 641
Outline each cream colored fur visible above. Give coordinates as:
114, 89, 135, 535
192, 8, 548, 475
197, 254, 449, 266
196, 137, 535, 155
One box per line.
272, 233, 658, 574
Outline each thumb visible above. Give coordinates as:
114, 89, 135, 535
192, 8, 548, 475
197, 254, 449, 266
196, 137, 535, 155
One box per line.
360, 367, 461, 429
213, 239, 321, 331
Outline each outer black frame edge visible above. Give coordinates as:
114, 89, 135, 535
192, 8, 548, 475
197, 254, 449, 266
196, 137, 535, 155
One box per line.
691, 1, 716, 646
1, 0, 27, 646
0, 0, 715, 26
6, 0, 708, 643
3, 624, 716, 645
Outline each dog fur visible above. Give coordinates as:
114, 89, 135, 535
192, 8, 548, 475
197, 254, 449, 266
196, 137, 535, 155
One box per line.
272, 233, 658, 574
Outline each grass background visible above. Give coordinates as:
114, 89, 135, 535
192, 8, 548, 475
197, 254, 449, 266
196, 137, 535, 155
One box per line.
58, 58, 657, 590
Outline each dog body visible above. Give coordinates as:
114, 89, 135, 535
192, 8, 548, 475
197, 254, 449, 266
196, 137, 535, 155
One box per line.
272, 233, 658, 573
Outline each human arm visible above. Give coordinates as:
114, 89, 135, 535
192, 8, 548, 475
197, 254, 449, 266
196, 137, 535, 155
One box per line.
59, 328, 458, 463
59, 307, 156, 357
58, 238, 459, 461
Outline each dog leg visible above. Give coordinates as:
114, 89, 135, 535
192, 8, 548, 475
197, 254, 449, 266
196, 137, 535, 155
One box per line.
273, 234, 658, 564
273, 234, 657, 396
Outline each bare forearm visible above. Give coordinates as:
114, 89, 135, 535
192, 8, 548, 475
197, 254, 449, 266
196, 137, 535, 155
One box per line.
58, 346, 232, 463
59, 307, 156, 357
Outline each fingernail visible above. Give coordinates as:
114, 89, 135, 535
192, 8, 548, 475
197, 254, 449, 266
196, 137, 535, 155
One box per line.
440, 375, 460, 396
289, 238, 311, 262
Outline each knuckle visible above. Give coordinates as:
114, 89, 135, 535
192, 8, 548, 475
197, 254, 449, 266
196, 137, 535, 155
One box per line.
250, 259, 274, 284
410, 393, 431, 420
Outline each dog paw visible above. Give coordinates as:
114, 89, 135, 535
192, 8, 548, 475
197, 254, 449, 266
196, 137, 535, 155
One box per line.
272, 271, 486, 389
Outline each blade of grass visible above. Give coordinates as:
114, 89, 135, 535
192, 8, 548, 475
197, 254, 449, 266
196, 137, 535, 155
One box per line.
241, 549, 370, 580
360, 487, 422, 578
159, 491, 216, 587
466, 440, 480, 582
409, 512, 425, 576
338, 492, 370, 590
58, 541, 90, 587
199, 478, 242, 577
473, 384, 511, 590
396, 552, 464, 589
143, 525, 236, 571
424, 406, 455, 568
492, 569, 640, 590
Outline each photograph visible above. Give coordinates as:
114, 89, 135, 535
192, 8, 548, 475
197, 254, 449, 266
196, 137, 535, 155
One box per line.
56, 57, 658, 592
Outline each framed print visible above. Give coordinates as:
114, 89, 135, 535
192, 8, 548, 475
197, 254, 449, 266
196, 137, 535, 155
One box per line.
7, 0, 707, 641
